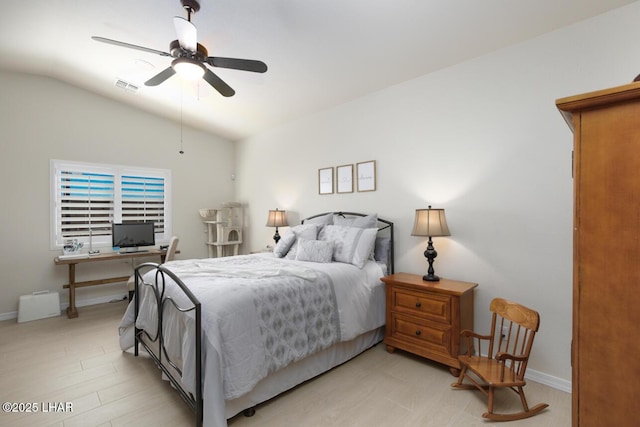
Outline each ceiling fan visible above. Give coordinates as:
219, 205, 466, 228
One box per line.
92, 0, 267, 97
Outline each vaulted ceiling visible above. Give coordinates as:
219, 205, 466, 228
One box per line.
0, 0, 635, 141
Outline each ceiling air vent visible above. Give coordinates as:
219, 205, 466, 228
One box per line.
114, 79, 140, 93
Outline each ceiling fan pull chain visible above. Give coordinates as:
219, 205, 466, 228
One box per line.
179, 83, 185, 155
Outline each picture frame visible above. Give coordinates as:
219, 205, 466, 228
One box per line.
336, 164, 354, 193
356, 160, 376, 192
318, 167, 334, 195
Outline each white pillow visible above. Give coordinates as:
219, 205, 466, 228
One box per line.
304, 213, 333, 227
333, 213, 378, 228
295, 238, 333, 263
273, 232, 296, 258
319, 225, 378, 268
285, 224, 321, 259
374, 236, 391, 264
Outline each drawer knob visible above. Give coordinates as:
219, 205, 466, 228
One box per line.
415, 330, 422, 336
415, 301, 422, 308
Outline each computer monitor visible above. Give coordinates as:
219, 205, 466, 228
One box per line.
112, 222, 155, 251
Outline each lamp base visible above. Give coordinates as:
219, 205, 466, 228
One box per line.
422, 237, 440, 282
422, 274, 440, 282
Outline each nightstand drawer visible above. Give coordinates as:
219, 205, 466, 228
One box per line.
389, 312, 452, 355
392, 288, 451, 323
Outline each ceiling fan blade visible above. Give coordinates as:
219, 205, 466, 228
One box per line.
91, 36, 170, 57
145, 67, 176, 86
203, 69, 235, 97
207, 57, 268, 73
173, 16, 197, 51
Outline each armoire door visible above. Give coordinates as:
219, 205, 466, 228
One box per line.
568, 91, 640, 427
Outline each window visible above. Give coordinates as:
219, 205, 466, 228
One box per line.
51, 160, 171, 249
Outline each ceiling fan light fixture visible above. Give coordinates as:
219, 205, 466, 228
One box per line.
172, 57, 205, 80
92, 0, 266, 97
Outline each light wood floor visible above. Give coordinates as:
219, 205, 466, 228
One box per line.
0, 301, 571, 427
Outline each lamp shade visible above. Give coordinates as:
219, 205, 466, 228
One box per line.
266, 209, 288, 227
411, 207, 450, 237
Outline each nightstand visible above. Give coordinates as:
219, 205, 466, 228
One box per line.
250, 247, 273, 254
381, 272, 477, 376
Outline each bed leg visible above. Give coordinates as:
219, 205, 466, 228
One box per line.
243, 407, 256, 417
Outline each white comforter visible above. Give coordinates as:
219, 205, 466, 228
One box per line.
119, 253, 386, 427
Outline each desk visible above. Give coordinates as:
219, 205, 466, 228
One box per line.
54, 250, 170, 318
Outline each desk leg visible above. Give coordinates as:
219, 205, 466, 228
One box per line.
66, 264, 78, 318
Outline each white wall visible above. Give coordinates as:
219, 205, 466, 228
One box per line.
236, 2, 640, 386
0, 71, 235, 316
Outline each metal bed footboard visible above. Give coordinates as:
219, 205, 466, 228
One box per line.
133, 262, 203, 427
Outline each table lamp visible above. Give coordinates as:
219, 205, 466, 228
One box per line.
411, 206, 451, 281
266, 208, 288, 244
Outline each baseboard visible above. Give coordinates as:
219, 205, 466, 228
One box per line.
0, 292, 128, 322
471, 351, 572, 394
526, 368, 572, 393
0, 311, 17, 322
61, 293, 128, 310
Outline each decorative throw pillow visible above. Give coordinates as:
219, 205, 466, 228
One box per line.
273, 232, 296, 258
284, 224, 321, 259
295, 238, 333, 263
318, 225, 378, 268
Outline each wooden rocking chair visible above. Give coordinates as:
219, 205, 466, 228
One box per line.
451, 298, 549, 421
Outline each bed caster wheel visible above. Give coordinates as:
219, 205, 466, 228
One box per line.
243, 407, 256, 417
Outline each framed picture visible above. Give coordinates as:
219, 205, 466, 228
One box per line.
318, 167, 334, 195
356, 160, 376, 192
336, 164, 353, 193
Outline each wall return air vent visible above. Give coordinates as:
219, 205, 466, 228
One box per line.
114, 79, 140, 93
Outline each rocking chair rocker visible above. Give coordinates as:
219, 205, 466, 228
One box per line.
451, 298, 549, 421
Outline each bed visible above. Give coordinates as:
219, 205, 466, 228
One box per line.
119, 212, 394, 427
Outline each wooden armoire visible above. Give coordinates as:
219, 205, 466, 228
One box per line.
556, 83, 640, 427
